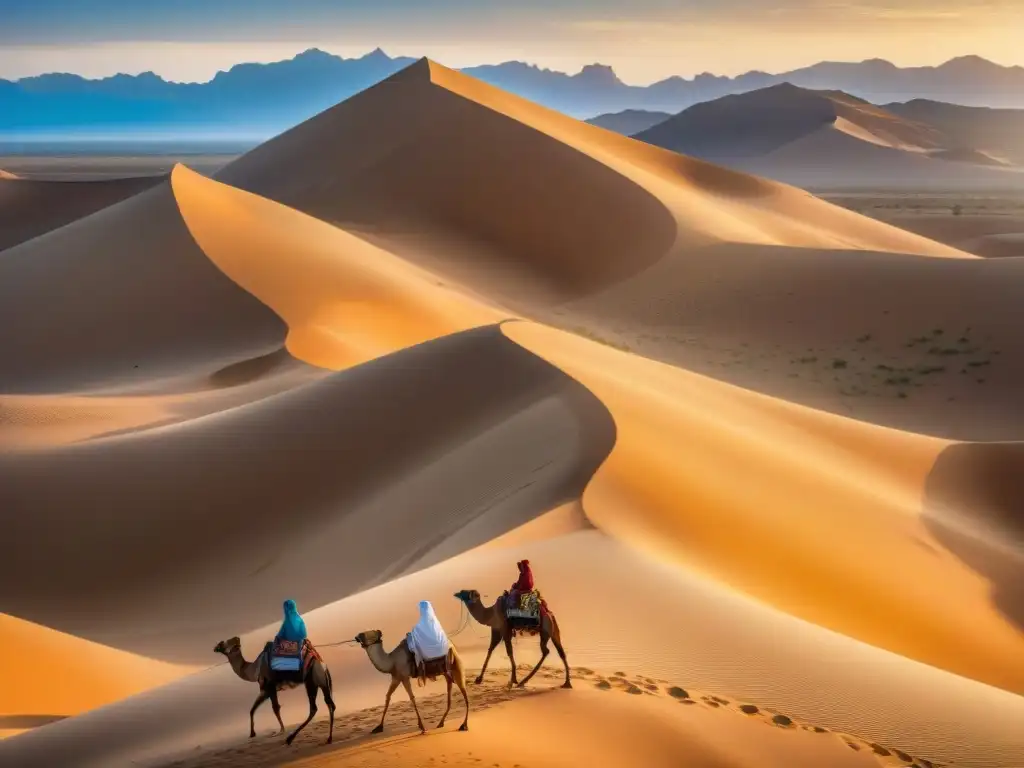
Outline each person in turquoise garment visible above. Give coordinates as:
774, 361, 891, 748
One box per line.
275, 599, 308, 645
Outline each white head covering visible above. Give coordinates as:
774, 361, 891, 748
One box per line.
409, 600, 450, 662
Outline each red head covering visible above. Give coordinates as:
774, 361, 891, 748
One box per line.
514, 560, 534, 591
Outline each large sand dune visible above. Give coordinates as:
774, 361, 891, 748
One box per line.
4, 57, 1024, 768
0, 173, 163, 252
635, 83, 1024, 190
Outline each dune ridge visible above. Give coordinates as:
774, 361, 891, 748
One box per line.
0, 173, 164, 252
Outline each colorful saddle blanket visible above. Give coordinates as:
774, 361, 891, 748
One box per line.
268, 638, 321, 675
506, 589, 543, 619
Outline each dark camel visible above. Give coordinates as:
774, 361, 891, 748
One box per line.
354, 629, 470, 734
213, 636, 336, 746
453, 589, 571, 689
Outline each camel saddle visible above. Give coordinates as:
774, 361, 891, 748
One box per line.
415, 649, 453, 687
504, 590, 543, 632
265, 638, 321, 681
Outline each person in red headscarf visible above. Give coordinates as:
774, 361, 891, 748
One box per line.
508, 559, 535, 611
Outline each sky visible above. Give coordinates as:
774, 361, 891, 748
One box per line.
1, 0, 1021, 84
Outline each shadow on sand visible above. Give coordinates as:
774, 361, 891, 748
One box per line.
922, 441, 1024, 631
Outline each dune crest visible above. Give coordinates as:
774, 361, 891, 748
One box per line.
171, 164, 500, 370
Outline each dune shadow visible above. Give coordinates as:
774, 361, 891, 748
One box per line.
921, 441, 1024, 631
0, 714, 68, 729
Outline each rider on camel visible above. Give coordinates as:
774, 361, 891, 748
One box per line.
275, 599, 308, 647
508, 559, 535, 610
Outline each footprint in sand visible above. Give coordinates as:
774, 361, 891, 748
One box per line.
739, 704, 759, 715
666, 686, 689, 700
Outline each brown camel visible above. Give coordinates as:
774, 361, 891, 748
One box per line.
453, 589, 570, 689
213, 636, 336, 745
354, 630, 470, 734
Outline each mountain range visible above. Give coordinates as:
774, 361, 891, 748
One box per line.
3, 48, 1024, 139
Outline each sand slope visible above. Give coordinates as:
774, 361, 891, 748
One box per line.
504, 322, 1024, 694
0, 613, 190, 739
0, 178, 285, 392
6, 530, 1024, 768
0, 174, 163, 252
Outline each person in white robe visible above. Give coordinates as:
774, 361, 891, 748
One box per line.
407, 600, 450, 666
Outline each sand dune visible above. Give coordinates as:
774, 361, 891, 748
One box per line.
504, 322, 1024, 694
881, 213, 1024, 258
0, 178, 285, 392
173, 164, 500, 369
0, 173, 163, 252
4, 57, 1024, 768
634, 83, 1024, 190
6, 529, 1024, 768
0, 168, 17, 179
0, 325, 614, 660
0, 614, 190, 740
219, 59, 966, 313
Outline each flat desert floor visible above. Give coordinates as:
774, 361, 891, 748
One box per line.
2, 60, 1023, 768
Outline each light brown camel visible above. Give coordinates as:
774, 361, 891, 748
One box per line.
213, 636, 336, 745
354, 630, 470, 734
453, 589, 570, 689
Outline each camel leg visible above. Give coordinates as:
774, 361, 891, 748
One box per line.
284, 678, 318, 746
371, 677, 399, 734
475, 629, 501, 684
455, 664, 470, 732
518, 630, 550, 688
268, 686, 285, 734
249, 690, 270, 738
400, 676, 426, 733
322, 674, 336, 745
437, 674, 452, 729
503, 632, 518, 688
551, 619, 571, 689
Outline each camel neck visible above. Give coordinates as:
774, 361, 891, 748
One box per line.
467, 599, 496, 627
226, 648, 258, 682
365, 643, 395, 674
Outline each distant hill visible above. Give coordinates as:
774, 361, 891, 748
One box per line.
586, 109, 670, 135
634, 83, 1024, 190
885, 100, 1024, 166
3, 49, 1024, 139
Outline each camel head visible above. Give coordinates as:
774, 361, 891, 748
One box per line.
354, 630, 383, 649
453, 589, 480, 605
213, 636, 242, 656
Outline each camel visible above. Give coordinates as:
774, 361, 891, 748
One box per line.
213, 636, 336, 746
453, 589, 570, 689
354, 630, 470, 734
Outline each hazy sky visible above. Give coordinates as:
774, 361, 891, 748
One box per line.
2, 0, 1021, 83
